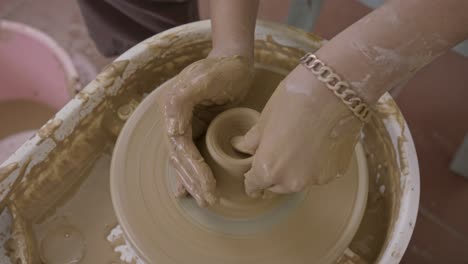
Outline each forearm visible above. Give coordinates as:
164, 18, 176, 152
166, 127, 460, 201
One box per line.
209, 0, 259, 60
313, 0, 468, 104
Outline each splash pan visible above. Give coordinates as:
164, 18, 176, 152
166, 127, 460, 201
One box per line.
0, 21, 418, 264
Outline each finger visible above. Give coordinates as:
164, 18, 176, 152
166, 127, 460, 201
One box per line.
231, 124, 261, 155
156, 78, 185, 136
168, 134, 218, 206
164, 93, 194, 136
169, 154, 205, 206
244, 169, 274, 198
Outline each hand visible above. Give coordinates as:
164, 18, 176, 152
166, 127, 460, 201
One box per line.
157, 54, 254, 206
232, 66, 363, 197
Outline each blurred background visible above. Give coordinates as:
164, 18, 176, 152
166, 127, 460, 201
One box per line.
1, 0, 467, 263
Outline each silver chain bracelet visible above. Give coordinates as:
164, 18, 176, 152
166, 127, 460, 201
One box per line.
300, 53, 371, 122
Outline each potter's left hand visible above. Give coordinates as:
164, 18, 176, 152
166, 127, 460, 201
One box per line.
232, 66, 363, 197
157, 54, 254, 206
155, 0, 258, 206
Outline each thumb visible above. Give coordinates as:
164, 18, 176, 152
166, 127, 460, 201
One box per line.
231, 124, 261, 155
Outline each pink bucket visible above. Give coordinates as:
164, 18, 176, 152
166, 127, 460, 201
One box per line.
0, 20, 79, 163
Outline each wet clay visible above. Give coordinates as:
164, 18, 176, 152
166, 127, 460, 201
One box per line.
110, 65, 369, 263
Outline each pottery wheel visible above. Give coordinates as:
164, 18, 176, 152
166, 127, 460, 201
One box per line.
111, 88, 369, 264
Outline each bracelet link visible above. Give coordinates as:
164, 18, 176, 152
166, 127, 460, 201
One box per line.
300, 53, 371, 122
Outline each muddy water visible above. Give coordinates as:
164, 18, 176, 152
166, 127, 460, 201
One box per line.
32, 153, 122, 263
0, 100, 55, 140
0, 100, 56, 163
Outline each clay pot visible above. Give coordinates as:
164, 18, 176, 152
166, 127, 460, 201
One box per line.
202, 107, 283, 218
205, 107, 259, 179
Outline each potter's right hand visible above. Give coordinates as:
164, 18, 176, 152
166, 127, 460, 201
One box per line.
232, 65, 363, 197
157, 54, 254, 206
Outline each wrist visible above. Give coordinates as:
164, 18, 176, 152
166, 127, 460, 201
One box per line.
287, 65, 348, 108
298, 52, 372, 122
287, 63, 364, 122
314, 44, 380, 105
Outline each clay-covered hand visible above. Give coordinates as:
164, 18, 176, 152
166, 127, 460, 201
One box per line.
232, 66, 363, 197
157, 55, 254, 206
